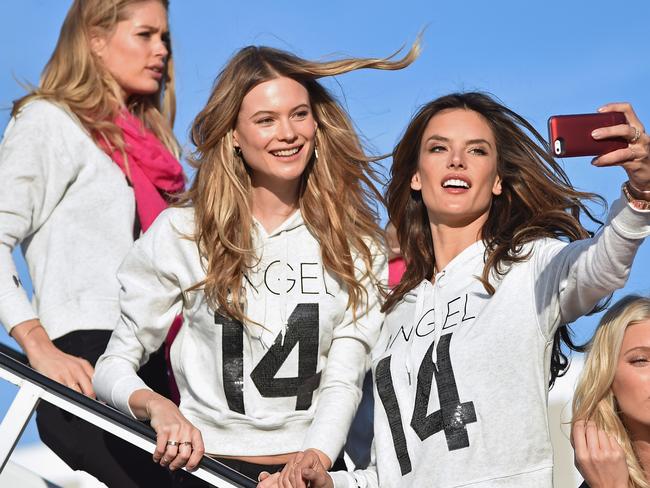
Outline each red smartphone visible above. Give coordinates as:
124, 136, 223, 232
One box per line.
548, 112, 627, 157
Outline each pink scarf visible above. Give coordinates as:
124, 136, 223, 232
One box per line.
388, 256, 406, 289
100, 110, 185, 403
99, 109, 185, 232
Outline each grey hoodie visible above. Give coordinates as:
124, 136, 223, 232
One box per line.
331, 195, 650, 488
94, 206, 386, 461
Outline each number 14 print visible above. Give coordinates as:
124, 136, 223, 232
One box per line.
217, 303, 321, 414
375, 333, 477, 475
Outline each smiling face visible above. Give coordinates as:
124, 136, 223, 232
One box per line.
410, 108, 502, 228
91, 0, 169, 103
233, 76, 317, 195
612, 320, 650, 431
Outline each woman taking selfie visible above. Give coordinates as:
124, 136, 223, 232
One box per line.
280, 93, 650, 488
572, 295, 650, 488
0, 0, 183, 485
94, 42, 419, 483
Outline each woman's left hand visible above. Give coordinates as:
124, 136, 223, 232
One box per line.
257, 448, 330, 488
571, 420, 629, 488
592, 102, 650, 194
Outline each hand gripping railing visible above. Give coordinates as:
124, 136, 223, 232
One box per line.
0, 343, 256, 488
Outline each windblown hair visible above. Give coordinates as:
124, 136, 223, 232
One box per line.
572, 295, 650, 488
384, 92, 606, 386
181, 42, 420, 324
13, 0, 178, 156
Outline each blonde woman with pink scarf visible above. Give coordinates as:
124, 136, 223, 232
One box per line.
0, 1, 183, 486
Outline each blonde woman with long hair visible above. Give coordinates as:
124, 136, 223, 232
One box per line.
0, 0, 183, 485
94, 43, 419, 484
572, 295, 650, 488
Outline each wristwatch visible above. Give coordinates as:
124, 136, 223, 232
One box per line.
622, 182, 650, 211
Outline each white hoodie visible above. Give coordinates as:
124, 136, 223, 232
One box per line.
94, 206, 386, 462
331, 195, 650, 488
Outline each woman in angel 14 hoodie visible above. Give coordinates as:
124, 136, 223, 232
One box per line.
281, 93, 650, 488
93, 43, 421, 482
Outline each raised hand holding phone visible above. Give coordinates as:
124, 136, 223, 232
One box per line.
592, 103, 650, 202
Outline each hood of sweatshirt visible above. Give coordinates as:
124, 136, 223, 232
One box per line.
389, 240, 487, 381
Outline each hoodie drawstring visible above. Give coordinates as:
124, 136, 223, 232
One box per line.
251, 210, 302, 349
280, 230, 289, 346
405, 280, 430, 384
406, 275, 444, 381
430, 270, 445, 368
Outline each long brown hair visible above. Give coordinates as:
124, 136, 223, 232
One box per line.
181, 43, 420, 324
385, 92, 606, 386
573, 295, 650, 488
13, 0, 178, 156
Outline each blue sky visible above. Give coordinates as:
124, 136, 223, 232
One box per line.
1, 0, 649, 445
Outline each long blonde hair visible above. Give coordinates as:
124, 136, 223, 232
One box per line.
13, 0, 178, 155
182, 42, 420, 324
573, 295, 650, 488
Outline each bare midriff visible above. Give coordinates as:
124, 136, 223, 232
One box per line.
207, 452, 298, 465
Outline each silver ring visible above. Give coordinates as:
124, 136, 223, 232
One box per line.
166, 440, 180, 447
630, 126, 641, 144
180, 441, 193, 448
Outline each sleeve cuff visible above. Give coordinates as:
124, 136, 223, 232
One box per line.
111, 375, 152, 419
330, 471, 355, 488
610, 195, 650, 239
300, 440, 341, 470
0, 289, 37, 334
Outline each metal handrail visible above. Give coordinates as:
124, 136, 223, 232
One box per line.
0, 342, 256, 488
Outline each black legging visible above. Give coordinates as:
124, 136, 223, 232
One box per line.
35, 329, 174, 488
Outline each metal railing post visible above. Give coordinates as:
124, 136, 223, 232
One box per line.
0, 381, 42, 472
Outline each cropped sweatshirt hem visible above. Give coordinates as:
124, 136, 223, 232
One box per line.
191, 414, 315, 457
